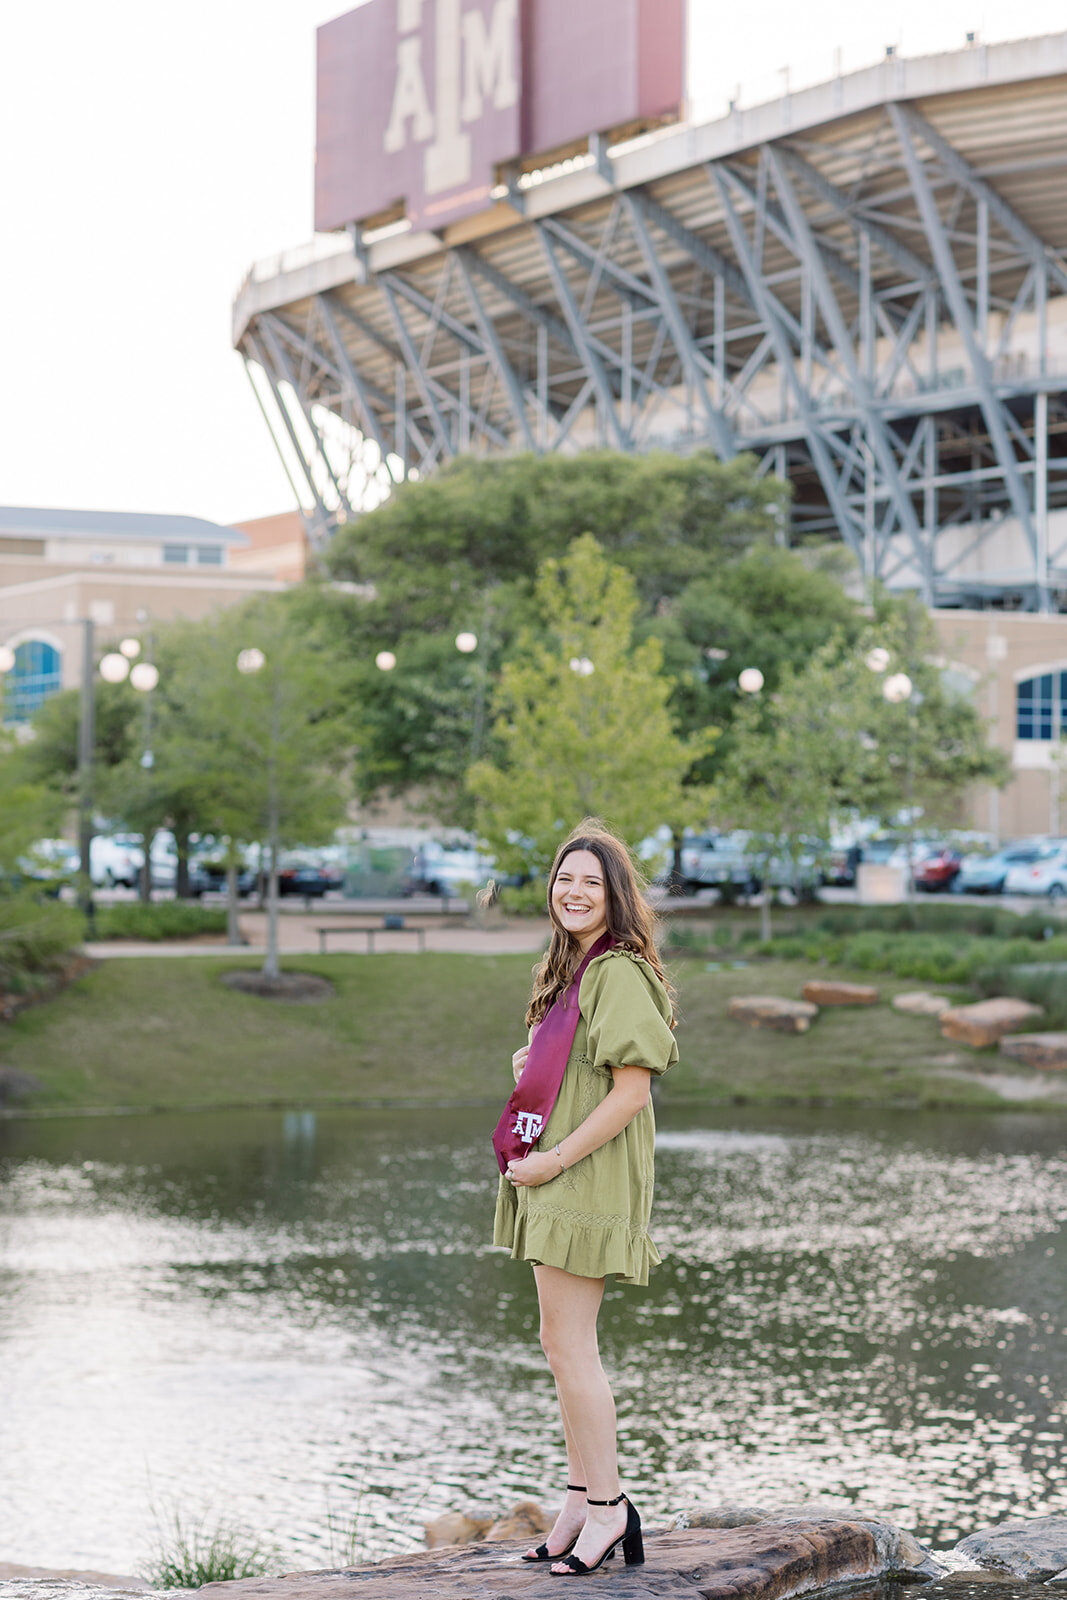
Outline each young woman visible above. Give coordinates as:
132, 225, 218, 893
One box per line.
493, 820, 677, 1578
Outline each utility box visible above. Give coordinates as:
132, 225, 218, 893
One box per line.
856, 863, 908, 904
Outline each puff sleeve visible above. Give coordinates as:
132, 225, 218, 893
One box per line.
580, 952, 678, 1077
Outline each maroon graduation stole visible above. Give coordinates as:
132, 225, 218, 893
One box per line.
492, 933, 613, 1175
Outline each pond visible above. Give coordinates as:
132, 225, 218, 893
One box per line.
1, 1103, 1065, 1577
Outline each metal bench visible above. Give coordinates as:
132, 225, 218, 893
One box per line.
315, 917, 426, 954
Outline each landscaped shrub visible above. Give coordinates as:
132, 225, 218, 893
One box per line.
93, 902, 228, 941
756, 924, 1067, 989
970, 965, 1067, 1030
0, 892, 81, 994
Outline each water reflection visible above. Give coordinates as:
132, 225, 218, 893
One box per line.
0, 1106, 1064, 1575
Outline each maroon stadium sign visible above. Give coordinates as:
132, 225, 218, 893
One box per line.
315, 0, 684, 234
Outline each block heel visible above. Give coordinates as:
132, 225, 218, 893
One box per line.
551, 1491, 644, 1577
622, 1524, 644, 1565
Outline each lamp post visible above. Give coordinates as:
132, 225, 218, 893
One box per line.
236, 645, 283, 980
98, 642, 162, 898
0, 623, 162, 921
867, 648, 919, 902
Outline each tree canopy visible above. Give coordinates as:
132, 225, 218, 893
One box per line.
468, 535, 714, 873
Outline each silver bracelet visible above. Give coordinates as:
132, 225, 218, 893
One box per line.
554, 1143, 566, 1172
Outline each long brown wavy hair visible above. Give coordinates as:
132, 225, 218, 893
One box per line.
526, 819, 675, 1027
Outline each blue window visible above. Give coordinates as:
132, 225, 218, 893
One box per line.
163, 543, 189, 564
1016, 669, 1067, 740
196, 545, 223, 566
4, 640, 62, 723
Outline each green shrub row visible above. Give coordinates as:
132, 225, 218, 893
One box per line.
809, 902, 1061, 940
92, 902, 228, 941
756, 928, 1067, 987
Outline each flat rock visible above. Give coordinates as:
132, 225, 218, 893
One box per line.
940, 998, 1044, 1049
953, 1516, 1067, 1581
199, 1516, 934, 1599
893, 991, 953, 1018
999, 1033, 1067, 1071
728, 996, 818, 1034
801, 981, 879, 1007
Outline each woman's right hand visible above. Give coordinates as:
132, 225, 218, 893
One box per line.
512, 1045, 530, 1084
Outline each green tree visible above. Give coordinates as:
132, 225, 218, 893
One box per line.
717, 600, 1010, 926
468, 535, 714, 875
167, 597, 351, 977
322, 450, 782, 825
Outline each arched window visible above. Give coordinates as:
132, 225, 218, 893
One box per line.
4, 639, 62, 723
1016, 668, 1067, 741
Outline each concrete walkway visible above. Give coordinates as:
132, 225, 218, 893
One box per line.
85, 912, 552, 959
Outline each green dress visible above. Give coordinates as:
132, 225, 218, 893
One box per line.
493, 948, 678, 1287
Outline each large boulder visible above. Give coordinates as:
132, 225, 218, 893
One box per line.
201, 1514, 938, 1599
939, 998, 1044, 1048
801, 981, 880, 1007
999, 1033, 1067, 1072
728, 996, 819, 1034
892, 992, 953, 1018
484, 1501, 554, 1544
423, 1508, 496, 1548
952, 1516, 1067, 1581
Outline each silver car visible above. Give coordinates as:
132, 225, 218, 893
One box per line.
1003, 842, 1067, 900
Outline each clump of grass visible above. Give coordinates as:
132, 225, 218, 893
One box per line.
324, 1484, 368, 1569
93, 901, 227, 941
140, 1508, 277, 1588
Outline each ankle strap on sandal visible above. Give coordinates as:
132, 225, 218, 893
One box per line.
585, 1491, 626, 1506
566, 1483, 587, 1493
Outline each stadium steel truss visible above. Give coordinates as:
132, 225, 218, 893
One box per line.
233, 33, 1067, 610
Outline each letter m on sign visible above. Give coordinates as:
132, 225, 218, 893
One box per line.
461, 0, 518, 121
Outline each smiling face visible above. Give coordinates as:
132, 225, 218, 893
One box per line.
550, 848, 609, 952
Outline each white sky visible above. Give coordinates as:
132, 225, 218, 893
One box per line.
2, 0, 1065, 528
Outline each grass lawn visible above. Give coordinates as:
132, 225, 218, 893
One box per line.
2, 951, 1061, 1115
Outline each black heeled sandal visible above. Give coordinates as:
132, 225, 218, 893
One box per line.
551, 1490, 643, 1576
521, 1485, 589, 1563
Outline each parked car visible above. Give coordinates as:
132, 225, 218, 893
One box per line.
277, 855, 343, 897
678, 832, 759, 895
403, 841, 496, 897
89, 831, 178, 889
825, 842, 863, 887
954, 841, 1049, 895
913, 846, 963, 892
187, 858, 257, 897
1003, 843, 1067, 900
17, 839, 80, 895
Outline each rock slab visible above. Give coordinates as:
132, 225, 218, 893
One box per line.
728, 997, 818, 1034
999, 1033, 1067, 1072
199, 1517, 934, 1599
953, 1516, 1067, 1581
801, 981, 879, 1007
893, 991, 953, 1018
939, 998, 1044, 1048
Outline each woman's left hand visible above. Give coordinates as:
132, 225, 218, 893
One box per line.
505, 1150, 560, 1187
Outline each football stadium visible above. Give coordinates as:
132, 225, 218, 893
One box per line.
233, 6, 1067, 834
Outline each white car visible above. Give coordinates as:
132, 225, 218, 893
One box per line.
1003, 843, 1067, 901
90, 831, 178, 889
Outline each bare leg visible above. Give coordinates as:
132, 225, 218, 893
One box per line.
531, 1265, 629, 1574
522, 1358, 588, 1555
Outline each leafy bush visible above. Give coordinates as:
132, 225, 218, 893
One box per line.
757, 922, 1067, 989
0, 891, 81, 994
94, 902, 227, 941
810, 903, 1061, 941
496, 880, 549, 917
971, 965, 1067, 1030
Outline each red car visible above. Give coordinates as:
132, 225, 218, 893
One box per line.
913, 848, 962, 892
